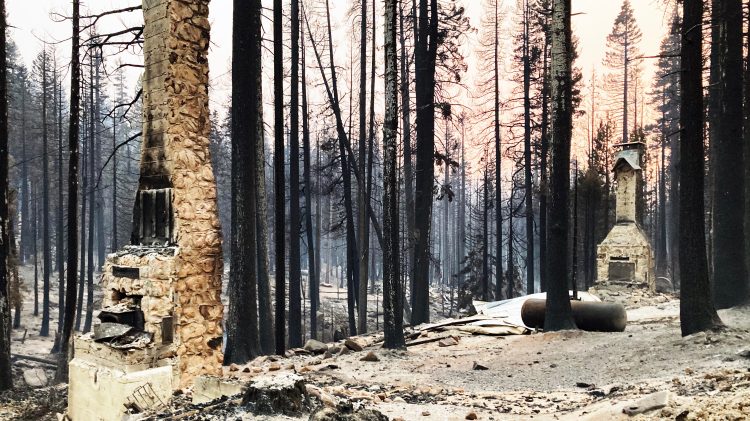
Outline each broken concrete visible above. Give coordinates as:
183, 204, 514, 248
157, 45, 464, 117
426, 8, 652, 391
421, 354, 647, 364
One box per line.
67, 359, 172, 421
192, 375, 245, 405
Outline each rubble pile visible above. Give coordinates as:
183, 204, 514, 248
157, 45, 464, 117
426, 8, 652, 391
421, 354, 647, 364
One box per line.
589, 282, 674, 309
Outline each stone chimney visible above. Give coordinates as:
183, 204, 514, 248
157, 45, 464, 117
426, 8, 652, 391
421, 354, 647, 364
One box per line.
137, 0, 224, 387
613, 142, 644, 224
67, 1, 223, 419
596, 142, 654, 291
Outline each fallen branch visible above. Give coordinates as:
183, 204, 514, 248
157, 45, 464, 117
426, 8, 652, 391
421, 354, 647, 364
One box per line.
11, 353, 58, 367
405, 335, 450, 347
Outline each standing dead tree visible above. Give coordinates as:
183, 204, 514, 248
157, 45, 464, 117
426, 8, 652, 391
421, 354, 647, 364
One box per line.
544, 0, 575, 332
57, 0, 81, 383
0, 0, 12, 392
678, 0, 723, 336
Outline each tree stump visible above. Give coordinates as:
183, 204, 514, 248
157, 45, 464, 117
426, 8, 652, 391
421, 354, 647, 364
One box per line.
241, 373, 310, 415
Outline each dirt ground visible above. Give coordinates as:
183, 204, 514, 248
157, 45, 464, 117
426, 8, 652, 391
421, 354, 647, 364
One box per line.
210, 298, 749, 421
2, 263, 750, 420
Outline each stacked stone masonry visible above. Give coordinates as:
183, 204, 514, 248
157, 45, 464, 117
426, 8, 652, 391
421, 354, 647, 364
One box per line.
100, 0, 223, 389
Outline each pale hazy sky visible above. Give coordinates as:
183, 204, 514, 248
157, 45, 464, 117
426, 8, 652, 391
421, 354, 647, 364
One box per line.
6, 0, 672, 164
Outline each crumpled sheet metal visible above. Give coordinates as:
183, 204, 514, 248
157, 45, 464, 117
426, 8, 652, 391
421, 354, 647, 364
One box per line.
94, 323, 134, 342
418, 291, 603, 335
92, 322, 153, 350
419, 315, 530, 336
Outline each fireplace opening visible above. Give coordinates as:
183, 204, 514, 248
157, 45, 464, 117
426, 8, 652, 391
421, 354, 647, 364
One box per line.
100, 291, 145, 331
132, 188, 174, 246
608, 261, 636, 283
99, 307, 145, 332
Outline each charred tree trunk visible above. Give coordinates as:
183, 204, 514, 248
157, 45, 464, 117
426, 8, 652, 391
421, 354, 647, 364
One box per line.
522, 0, 535, 295
33, 186, 38, 316
539, 15, 550, 293
679, 0, 723, 336
20, 84, 29, 264
94, 54, 104, 268
256, 96, 274, 355
544, 0, 576, 331
357, 0, 369, 335
273, 0, 287, 356
411, 0, 438, 326
656, 100, 668, 277
508, 188, 515, 299
493, 0, 503, 301
399, 4, 415, 318
458, 119, 466, 289
0, 0, 13, 392
57, 0, 80, 382
383, 0, 404, 348
482, 166, 489, 301
288, 0, 303, 349
75, 104, 86, 332
225, 0, 262, 364
112, 104, 118, 253
301, 30, 318, 340
55, 68, 65, 330
40, 50, 51, 337
83, 56, 95, 334
711, 0, 747, 308
300, 37, 320, 339
744, 2, 750, 296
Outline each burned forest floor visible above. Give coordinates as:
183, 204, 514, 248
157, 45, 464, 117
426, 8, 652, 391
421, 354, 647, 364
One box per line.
2, 263, 750, 420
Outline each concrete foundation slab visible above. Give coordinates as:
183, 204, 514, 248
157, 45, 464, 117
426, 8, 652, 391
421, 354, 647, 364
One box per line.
68, 358, 172, 421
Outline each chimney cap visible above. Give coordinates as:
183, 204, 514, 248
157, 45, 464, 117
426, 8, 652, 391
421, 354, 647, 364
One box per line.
613, 148, 642, 172
615, 141, 646, 151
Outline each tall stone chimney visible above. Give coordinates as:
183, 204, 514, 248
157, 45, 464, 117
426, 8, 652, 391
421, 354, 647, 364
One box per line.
138, 0, 224, 386
67, 1, 223, 419
613, 142, 644, 224
596, 142, 654, 291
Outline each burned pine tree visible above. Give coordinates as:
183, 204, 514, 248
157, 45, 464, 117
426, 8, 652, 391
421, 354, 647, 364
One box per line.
273, 0, 287, 355
301, 29, 319, 341
678, 0, 724, 336
37, 48, 52, 337
55, 57, 66, 332
288, 0, 303, 349
382, 0, 405, 350
57, 0, 81, 382
83, 49, 97, 334
543, 0, 575, 332
357, 0, 370, 335
710, 0, 747, 309
224, 0, 262, 364
475, 0, 503, 301
411, 0, 439, 326
0, 0, 12, 392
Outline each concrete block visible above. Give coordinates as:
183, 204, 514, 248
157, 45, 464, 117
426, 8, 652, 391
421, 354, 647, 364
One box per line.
67, 358, 172, 421
192, 375, 246, 405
